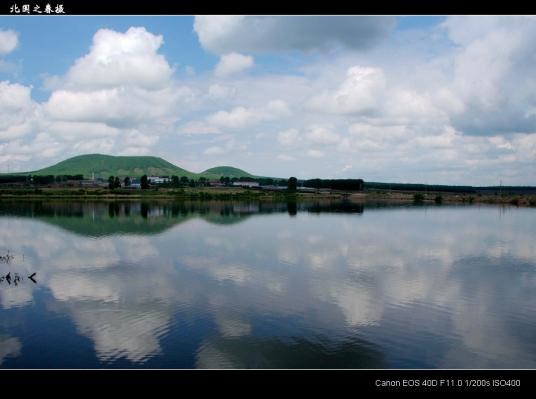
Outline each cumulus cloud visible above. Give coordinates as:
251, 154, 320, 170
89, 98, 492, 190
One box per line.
64, 27, 174, 91
206, 100, 291, 130
382, 88, 449, 126
194, 16, 396, 54
305, 124, 341, 145
441, 16, 536, 136
411, 126, 461, 150
510, 134, 536, 163
0, 29, 18, 55
0, 81, 39, 142
214, 52, 253, 77
121, 131, 158, 148
453, 29, 519, 112
37, 26, 195, 163
2, 132, 63, 161
433, 88, 465, 116
207, 84, 236, 100
345, 124, 410, 152
47, 121, 121, 140
43, 86, 186, 129
206, 107, 256, 130
201, 137, 245, 156
44, 88, 138, 128
307, 66, 386, 115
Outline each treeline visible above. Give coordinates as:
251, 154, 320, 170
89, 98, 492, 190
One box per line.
0, 174, 84, 185
160, 175, 291, 188
363, 182, 536, 194
303, 179, 365, 191
363, 182, 478, 194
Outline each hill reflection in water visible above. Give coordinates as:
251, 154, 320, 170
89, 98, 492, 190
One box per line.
0, 199, 367, 237
0, 199, 534, 369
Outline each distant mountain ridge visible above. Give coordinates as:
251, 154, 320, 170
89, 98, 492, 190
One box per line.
20, 154, 262, 180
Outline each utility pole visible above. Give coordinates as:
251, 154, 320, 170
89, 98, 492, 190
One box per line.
500, 180, 502, 196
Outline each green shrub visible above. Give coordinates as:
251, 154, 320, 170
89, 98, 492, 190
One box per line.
414, 193, 424, 202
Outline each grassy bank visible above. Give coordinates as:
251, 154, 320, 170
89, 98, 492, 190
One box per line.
356, 192, 536, 206
0, 186, 298, 201
0, 186, 535, 206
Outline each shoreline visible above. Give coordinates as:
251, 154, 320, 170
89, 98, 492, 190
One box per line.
351, 192, 536, 206
0, 188, 534, 206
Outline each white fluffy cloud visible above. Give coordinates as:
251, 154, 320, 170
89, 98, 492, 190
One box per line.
206, 100, 291, 130
1, 132, 63, 163
43, 86, 183, 129
64, 27, 174, 91
202, 138, 245, 156
23, 26, 195, 165
214, 52, 253, 77
207, 84, 236, 100
0, 29, 18, 55
307, 66, 386, 115
305, 124, 341, 145
383, 88, 448, 126
0, 81, 39, 142
47, 121, 121, 140
442, 16, 536, 136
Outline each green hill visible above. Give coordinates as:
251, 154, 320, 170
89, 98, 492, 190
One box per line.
17, 154, 263, 180
25, 154, 198, 180
201, 166, 256, 179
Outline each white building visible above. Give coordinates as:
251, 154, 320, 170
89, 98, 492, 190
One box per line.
232, 181, 260, 188
148, 176, 169, 184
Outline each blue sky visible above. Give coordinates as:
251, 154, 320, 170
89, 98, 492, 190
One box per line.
0, 15, 535, 186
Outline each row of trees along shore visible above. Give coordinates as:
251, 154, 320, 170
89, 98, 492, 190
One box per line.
0, 174, 365, 191
159, 176, 365, 191
4, 174, 534, 195
0, 174, 84, 185
107, 175, 299, 189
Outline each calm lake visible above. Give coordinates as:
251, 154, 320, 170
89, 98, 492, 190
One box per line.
0, 199, 535, 369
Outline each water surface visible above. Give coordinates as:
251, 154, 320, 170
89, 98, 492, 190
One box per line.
0, 199, 534, 369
